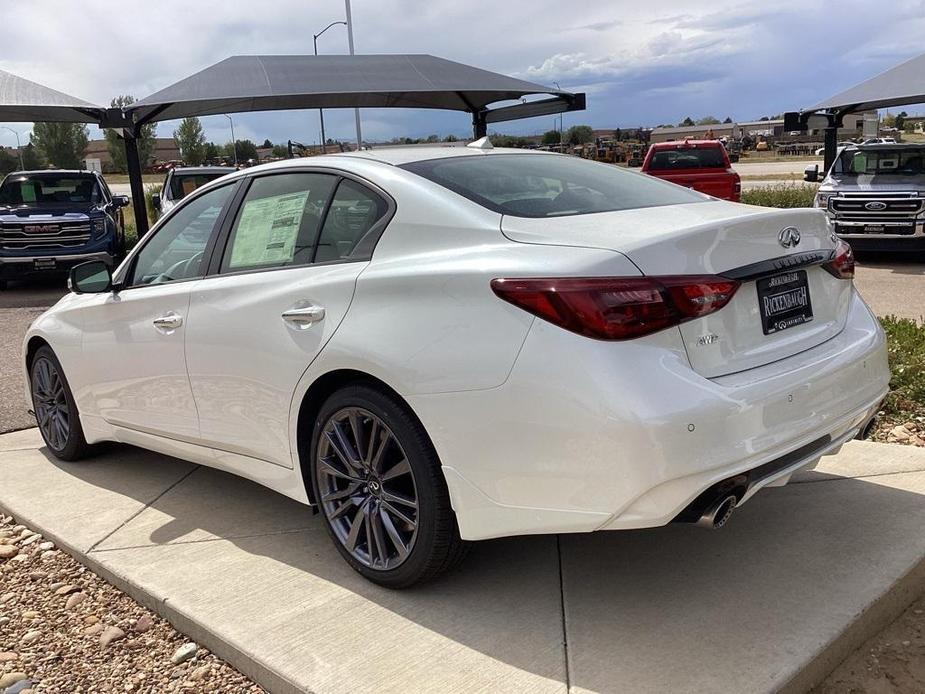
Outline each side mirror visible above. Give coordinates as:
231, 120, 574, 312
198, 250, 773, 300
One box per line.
151, 193, 161, 210
803, 164, 819, 183
69, 260, 112, 294
112, 195, 130, 208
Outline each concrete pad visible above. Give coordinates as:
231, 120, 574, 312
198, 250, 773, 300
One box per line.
3, 428, 925, 694
795, 438, 925, 481
95, 465, 313, 550
0, 440, 196, 552
96, 531, 566, 694
0, 426, 42, 452
561, 470, 925, 694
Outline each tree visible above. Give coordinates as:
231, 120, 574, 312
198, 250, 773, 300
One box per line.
203, 142, 222, 162
225, 139, 258, 162
679, 117, 695, 127
723, 116, 733, 124
0, 148, 18, 175
444, 134, 459, 142
271, 144, 289, 158
541, 129, 561, 145
174, 117, 206, 165
31, 122, 88, 169
696, 116, 721, 125
261, 138, 273, 148
104, 96, 157, 172
895, 111, 908, 131
425, 134, 439, 143
21, 143, 42, 170
566, 125, 594, 145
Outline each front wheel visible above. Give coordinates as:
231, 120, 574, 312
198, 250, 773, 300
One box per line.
310, 384, 467, 588
30, 345, 91, 461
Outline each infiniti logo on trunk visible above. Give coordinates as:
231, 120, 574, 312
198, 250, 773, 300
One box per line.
865, 201, 887, 211
778, 226, 801, 248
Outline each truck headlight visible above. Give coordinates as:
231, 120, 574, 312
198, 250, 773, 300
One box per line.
91, 218, 107, 237
815, 193, 834, 209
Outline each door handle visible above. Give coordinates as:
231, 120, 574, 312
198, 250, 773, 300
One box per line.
153, 312, 183, 331
281, 305, 325, 327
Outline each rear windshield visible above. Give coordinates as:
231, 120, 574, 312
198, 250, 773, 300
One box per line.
0, 174, 102, 207
834, 148, 925, 176
400, 154, 706, 218
646, 147, 727, 171
170, 172, 231, 200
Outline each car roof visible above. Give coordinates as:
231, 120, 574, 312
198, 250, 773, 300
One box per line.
843, 143, 925, 150
326, 144, 552, 166
168, 166, 238, 175
7, 170, 98, 176
649, 140, 723, 149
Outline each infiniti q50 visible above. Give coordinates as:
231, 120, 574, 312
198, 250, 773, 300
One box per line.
23, 142, 889, 587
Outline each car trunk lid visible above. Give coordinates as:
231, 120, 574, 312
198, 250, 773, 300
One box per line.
501, 202, 849, 378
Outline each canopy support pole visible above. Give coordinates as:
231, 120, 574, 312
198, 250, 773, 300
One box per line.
123, 130, 149, 238
472, 110, 487, 139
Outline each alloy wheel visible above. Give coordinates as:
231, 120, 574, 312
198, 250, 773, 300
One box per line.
316, 407, 419, 570
32, 356, 70, 451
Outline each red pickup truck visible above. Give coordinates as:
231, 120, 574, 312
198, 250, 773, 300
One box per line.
641, 140, 741, 202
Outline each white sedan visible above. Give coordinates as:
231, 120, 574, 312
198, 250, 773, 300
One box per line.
23, 142, 889, 587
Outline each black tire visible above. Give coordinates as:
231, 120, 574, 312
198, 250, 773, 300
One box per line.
310, 384, 468, 588
30, 345, 92, 461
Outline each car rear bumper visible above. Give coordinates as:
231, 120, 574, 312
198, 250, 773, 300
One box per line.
0, 251, 113, 279
838, 230, 925, 253
412, 289, 889, 541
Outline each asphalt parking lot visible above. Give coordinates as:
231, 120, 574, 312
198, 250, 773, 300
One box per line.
0, 253, 923, 434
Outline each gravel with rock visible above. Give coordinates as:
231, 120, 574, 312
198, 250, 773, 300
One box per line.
0, 513, 266, 693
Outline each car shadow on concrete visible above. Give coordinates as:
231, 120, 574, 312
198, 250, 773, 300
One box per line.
36, 443, 925, 692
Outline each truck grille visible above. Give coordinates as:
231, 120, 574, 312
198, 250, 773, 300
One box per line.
831, 194, 923, 235
0, 222, 92, 250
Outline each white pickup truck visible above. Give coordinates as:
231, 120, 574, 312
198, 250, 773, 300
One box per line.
805, 143, 925, 253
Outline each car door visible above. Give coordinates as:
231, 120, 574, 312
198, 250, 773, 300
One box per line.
78, 182, 237, 441
184, 171, 392, 467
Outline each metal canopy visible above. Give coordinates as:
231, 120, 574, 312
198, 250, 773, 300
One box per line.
809, 51, 925, 114
0, 68, 104, 122
127, 54, 585, 131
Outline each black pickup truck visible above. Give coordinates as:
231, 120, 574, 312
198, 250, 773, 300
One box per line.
0, 170, 128, 288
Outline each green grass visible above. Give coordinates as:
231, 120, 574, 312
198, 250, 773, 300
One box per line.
880, 316, 925, 418
740, 183, 817, 208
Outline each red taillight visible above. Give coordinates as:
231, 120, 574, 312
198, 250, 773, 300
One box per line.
490, 275, 740, 340
822, 239, 855, 279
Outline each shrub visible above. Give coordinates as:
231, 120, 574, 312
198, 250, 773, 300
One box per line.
740, 183, 816, 209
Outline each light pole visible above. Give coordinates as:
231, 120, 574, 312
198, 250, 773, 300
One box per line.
553, 82, 565, 146
224, 114, 237, 167
314, 20, 347, 154
2, 127, 24, 169
345, 0, 363, 150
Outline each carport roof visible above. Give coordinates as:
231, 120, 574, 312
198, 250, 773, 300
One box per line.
0, 68, 104, 122
126, 54, 583, 125
809, 51, 925, 113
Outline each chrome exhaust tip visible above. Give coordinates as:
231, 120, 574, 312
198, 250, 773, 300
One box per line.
695, 495, 737, 529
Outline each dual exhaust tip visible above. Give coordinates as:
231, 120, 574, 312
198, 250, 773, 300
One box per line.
694, 494, 737, 530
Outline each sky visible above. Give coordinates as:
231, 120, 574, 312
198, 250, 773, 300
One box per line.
2, 0, 925, 149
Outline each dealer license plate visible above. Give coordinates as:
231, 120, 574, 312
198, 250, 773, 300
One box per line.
757, 270, 813, 335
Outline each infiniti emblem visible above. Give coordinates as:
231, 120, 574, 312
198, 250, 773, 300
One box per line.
368, 480, 381, 494
778, 226, 801, 249
865, 201, 887, 211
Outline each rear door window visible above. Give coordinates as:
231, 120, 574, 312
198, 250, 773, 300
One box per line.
219, 173, 337, 273
647, 147, 726, 170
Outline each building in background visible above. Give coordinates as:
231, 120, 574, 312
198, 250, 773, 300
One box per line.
84, 137, 180, 173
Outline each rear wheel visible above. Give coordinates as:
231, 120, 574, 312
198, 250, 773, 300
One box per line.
30, 345, 91, 461
310, 384, 467, 588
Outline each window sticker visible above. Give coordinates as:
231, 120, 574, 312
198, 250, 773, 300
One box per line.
228, 191, 309, 268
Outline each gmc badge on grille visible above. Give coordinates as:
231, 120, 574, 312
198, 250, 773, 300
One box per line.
23, 225, 59, 233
